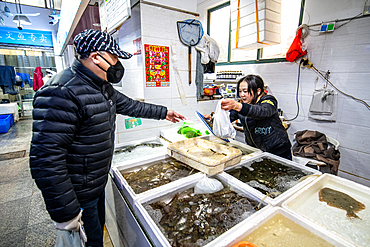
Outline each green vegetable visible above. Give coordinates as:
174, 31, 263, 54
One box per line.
185, 130, 197, 138
177, 122, 202, 138
177, 125, 190, 134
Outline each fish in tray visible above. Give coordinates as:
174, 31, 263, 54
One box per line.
144, 187, 264, 247
318, 187, 366, 219
121, 158, 197, 194
167, 138, 242, 175
184, 145, 228, 161
114, 143, 163, 153
227, 158, 312, 198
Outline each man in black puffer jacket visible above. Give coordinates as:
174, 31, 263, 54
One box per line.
29, 29, 185, 247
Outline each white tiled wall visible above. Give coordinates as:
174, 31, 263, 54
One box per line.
115, 0, 370, 186
214, 2, 370, 186
117, 4, 144, 100
114, 1, 217, 144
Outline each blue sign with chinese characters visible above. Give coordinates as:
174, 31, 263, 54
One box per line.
0, 27, 53, 47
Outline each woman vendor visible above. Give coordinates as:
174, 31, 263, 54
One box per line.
207, 75, 292, 160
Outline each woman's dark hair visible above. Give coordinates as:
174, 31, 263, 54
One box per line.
236, 74, 266, 104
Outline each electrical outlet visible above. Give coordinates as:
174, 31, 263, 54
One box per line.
320, 23, 335, 32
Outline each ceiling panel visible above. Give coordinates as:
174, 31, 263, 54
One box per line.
0, 0, 62, 10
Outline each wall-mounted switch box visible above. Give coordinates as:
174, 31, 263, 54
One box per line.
320, 23, 335, 33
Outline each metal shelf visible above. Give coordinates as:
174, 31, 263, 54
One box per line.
214, 79, 239, 83
203, 79, 239, 85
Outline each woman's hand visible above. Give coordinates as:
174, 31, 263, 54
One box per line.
220, 99, 237, 111
203, 114, 212, 120
166, 110, 186, 123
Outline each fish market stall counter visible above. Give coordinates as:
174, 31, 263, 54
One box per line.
105, 170, 272, 247
105, 137, 311, 246
106, 136, 268, 246
104, 137, 369, 247
106, 138, 269, 246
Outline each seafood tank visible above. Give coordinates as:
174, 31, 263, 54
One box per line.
227, 207, 346, 247
282, 174, 370, 247
223, 153, 321, 206
121, 157, 198, 194
112, 155, 203, 205
112, 137, 167, 165
136, 176, 270, 247
242, 212, 335, 246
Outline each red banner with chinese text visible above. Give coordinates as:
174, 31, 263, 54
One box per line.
145, 44, 169, 87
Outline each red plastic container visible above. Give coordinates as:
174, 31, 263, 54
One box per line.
232, 241, 258, 247
203, 87, 216, 96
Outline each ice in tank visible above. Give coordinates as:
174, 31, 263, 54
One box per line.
112, 137, 168, 166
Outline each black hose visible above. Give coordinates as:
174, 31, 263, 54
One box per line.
285, 60, 303, 121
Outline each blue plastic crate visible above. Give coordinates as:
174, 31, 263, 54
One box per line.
9, 114, 14, 126
0, 114, 12, 133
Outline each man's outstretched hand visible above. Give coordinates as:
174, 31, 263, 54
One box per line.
166, 110, 186, 123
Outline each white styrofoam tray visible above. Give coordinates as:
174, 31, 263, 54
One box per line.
159, 123, 211, 143
222, 152, 322, 206
203, 136, 262, 161
221, 206, 352, 247
0, 102, 18, 121
133, 174, 271, 247
167, 138, 243, 175
282, 174, 370, 247
111, 154, 204, 206
112, 137, 168, 167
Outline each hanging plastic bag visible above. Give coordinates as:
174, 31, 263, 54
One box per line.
194, 174, 224, 194
55, 230, 85, 247
213, 100, 236, 139
286, 28, 307, 62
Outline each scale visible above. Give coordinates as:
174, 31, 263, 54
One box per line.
195, 111, 229, 142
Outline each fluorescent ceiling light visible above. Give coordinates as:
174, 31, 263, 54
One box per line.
12, 15, 32, 25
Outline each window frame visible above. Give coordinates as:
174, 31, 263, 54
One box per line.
207, 0, 305, 65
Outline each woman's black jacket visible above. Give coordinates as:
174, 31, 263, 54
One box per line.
29, 59, 167, 223
229, 95, 291, 156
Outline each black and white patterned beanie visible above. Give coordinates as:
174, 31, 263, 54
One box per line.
73, 29, 132, 59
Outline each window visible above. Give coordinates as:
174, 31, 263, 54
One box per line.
0, 48, 56, 74
208, 0, 303, 64
208, 2, 231, 63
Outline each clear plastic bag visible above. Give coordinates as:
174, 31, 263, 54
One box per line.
194, 174, 224, 194
55, 230, 84, 247
213, 100, 236, 139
